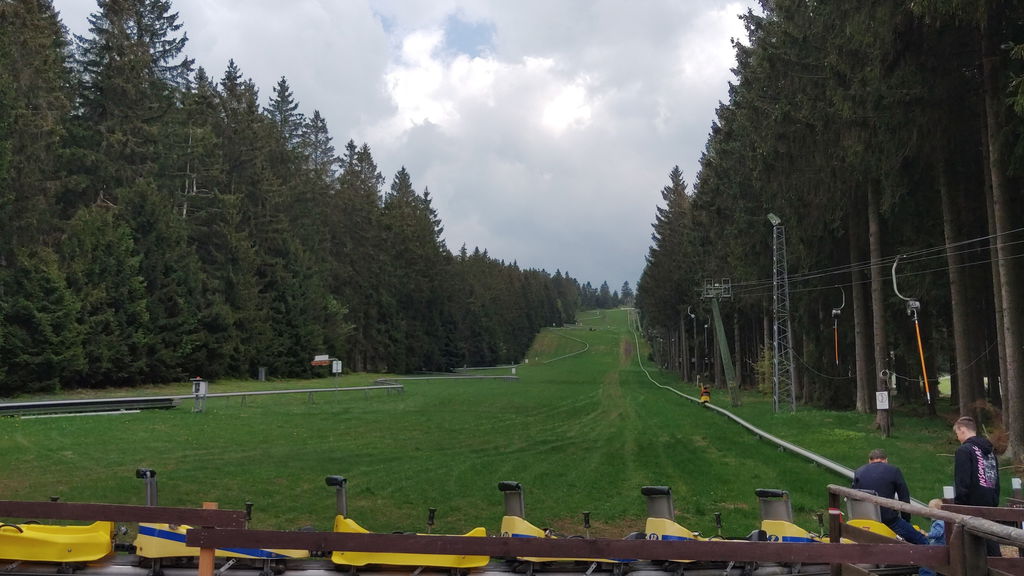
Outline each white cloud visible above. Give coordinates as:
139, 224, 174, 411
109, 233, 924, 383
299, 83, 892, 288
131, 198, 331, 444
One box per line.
542, 78, 593, 135
678, 3, 750, 84
385, 30, 454, 128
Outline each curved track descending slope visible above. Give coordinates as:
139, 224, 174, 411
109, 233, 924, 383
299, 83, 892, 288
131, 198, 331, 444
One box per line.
543, 331, 590, 364
623, 308, 923, 506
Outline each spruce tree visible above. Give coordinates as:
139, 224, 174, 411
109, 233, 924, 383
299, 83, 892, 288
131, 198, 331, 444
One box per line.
60, 206, 149, 387
72, 0, 193, 199
0, 0, 70, 260
119, 180, 202, 382
265, 76, 304, 150
0, 246, 84, 394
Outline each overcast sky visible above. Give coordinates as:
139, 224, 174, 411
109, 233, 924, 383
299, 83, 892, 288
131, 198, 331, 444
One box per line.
53, 0, 758, 291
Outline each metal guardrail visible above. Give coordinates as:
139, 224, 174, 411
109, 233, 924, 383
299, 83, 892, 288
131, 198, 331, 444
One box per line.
199, 385, 405, 399
0, 396, 181, 417
376, 376, 515, 383
0, 385, 404, 417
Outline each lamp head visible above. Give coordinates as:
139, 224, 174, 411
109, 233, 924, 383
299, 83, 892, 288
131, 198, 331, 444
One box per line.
767, 213, 781, 226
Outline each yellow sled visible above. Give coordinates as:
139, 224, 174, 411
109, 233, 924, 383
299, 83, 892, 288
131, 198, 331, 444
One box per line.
498, 481, 624, 564
639, 486, 705, 564
330, 515, 488, 567
134, 523, 307, 559
0, 521, 114, 563
325, 475, 488, 568
755, 489, 822, 543
844, 518, 899, 539
844, 495, 900, 540
130, 468, 307, 561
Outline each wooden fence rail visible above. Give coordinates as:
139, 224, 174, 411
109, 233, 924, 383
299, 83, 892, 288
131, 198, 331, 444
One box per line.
184, 528, 946, 565
0, 500, 245, 527
828, 484, 1024, 576
6, 487, 1024, 576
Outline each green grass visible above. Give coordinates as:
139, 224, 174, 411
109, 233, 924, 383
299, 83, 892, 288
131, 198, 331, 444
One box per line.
0, 309, 991, 540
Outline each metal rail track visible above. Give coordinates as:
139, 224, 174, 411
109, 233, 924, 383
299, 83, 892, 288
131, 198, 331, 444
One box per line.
625, 309, 925, 506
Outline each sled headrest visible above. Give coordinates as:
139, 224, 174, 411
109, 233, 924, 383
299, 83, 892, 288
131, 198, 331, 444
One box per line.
756, 489, 793, 522
641, 486, 672, 497
642, 486, 675, 520
325, 475, 347, 487
498, 481, 522, 492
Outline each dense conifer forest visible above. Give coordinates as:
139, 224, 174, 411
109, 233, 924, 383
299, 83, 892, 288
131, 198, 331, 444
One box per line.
0, 0, 633, 395
637, 2, 1024, 463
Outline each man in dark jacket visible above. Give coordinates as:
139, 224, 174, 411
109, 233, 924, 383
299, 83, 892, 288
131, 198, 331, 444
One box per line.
852, 448, 927, 544
953, 416, 1001, 556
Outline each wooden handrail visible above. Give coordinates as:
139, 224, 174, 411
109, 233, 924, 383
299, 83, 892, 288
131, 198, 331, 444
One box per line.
942, 504, 1024, 523
185, 529, 948, 565
828, 484, 1024, 547
0, 500, 246, 528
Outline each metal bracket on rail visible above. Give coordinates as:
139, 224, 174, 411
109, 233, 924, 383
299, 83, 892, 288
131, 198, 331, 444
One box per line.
214, 558, 237, 576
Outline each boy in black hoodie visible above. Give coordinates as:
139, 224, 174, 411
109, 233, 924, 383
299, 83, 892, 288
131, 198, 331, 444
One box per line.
953, 415, 1001, 556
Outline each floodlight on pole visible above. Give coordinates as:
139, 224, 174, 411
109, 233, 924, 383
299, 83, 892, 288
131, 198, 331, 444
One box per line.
767, 213, 782, 227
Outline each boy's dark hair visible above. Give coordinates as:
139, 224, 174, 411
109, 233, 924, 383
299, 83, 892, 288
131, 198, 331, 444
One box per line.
954, 416, 977, 434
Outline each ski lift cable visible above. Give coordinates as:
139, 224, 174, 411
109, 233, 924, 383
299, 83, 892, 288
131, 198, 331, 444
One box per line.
890, 339, 999, 384
723, 226, 1024, 290
789, 348, 855, 381
731, 250, 1024, 299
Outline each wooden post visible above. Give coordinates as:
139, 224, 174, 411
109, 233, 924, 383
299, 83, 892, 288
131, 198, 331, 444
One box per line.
199, 502, 217, 576
829, 491, 842, 576
947, 521, 990, 576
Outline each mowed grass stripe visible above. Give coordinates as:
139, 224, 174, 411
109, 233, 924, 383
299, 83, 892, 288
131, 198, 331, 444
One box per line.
0, 308, 963, 538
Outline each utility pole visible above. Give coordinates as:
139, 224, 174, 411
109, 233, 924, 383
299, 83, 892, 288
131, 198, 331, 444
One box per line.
688, 306, 697, 381
680, 309, 689, 381
769, 213, 797, 413
702, 279, 740, 406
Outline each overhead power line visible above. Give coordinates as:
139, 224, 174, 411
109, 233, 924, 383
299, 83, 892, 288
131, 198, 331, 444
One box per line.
725, 226, 1024, 294
727, 230, 1024, 300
